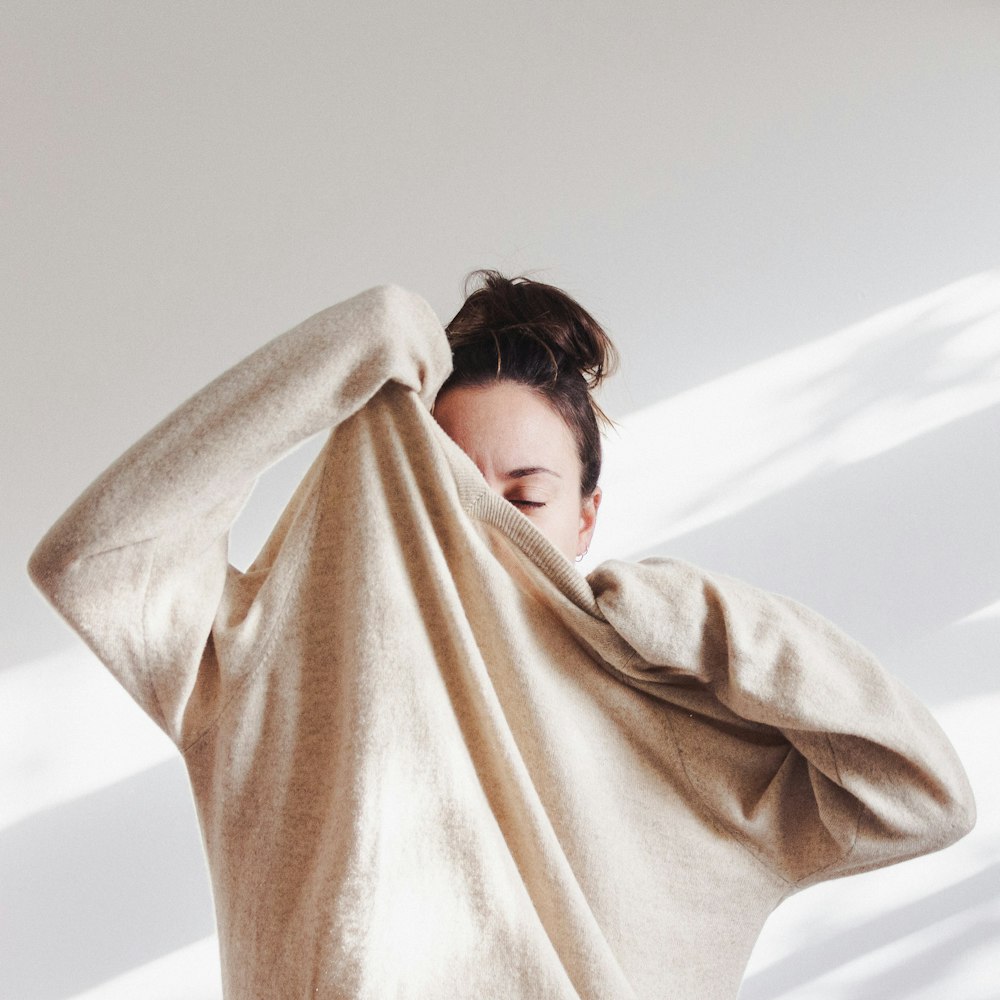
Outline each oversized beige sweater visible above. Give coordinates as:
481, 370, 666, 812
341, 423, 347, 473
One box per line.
29, 285, 975, 1000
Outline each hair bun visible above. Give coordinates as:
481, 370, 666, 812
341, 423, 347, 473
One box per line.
441, 270, 619, 494
445, 270, 618, 395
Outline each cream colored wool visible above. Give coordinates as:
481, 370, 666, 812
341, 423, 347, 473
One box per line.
30, 285, 975, 999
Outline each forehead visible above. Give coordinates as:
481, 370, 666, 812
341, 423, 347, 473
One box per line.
433, 382, 579, 475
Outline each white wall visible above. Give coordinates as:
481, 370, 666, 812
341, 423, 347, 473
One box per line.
3, 2, 998, 997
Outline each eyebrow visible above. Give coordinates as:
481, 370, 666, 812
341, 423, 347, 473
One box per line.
506, 467, 562, 480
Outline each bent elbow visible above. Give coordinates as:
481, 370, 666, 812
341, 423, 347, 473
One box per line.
28, 531, 72, 607
27, 520, 103, 625
892, 769, 977, 860
918, 739, 978, 852
935, 776, 977, 848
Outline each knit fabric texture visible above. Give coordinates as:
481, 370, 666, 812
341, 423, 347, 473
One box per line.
29, 285, 976, 1000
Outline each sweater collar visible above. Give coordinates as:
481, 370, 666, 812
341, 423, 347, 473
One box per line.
430, 421, 603, 619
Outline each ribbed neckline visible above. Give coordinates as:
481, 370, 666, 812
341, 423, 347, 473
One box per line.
432, 424, 603, 618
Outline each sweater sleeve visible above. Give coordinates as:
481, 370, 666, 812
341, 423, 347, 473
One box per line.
28, 284, 453, 742
589, 557, 976, 888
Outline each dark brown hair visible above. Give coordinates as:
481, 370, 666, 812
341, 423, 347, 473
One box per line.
441, 270, 618, 496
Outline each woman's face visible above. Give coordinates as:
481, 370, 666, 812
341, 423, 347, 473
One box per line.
433, 382, 600, 562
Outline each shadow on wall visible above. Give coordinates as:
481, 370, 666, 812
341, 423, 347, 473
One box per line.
740, 860, 1000, 999
0, 758, 214, 1000
593, 267, 1000, 560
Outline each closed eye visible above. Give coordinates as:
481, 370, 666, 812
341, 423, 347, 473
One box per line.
510, 499, 546, 509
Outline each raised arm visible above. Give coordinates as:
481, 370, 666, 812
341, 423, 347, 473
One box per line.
28, 284, 452, 741
590, 557, 976, 888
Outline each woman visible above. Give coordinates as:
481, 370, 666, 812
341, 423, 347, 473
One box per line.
30, 273, 974, 999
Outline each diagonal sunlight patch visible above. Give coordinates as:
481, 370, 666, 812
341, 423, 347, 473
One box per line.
0, 647, 176, 831
590, 269, 1000, 563
67, 935, 221, 1000
955, 598, 1000, 625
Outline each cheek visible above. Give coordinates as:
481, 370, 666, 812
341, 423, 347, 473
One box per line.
535, 497, 582, 559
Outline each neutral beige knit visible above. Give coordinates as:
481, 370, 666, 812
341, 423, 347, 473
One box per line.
29, 285, 975, 1000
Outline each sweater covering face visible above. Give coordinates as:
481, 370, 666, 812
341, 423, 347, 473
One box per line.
29, 285, 975, 1000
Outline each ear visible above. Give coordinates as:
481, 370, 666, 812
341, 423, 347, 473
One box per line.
576, 486, 602, 559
